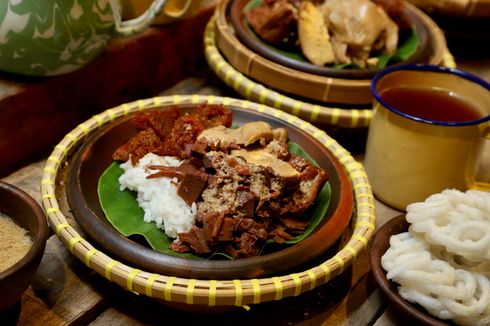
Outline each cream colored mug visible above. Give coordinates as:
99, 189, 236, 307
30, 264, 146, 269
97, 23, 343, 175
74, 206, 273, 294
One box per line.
364, 64, 490, 210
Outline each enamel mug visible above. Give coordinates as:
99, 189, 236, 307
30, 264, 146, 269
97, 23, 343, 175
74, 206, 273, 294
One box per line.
364, 64, 490, 210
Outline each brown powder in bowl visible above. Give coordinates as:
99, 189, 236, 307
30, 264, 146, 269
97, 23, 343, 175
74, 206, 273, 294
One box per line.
0, 213, 33, 272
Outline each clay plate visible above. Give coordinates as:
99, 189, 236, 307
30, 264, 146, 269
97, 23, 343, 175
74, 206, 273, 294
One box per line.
230, 0, 430, 80
66, 105, 354, 280
369, 214, 452, 326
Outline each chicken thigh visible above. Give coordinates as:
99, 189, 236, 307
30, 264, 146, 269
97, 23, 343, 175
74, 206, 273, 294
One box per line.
321, 0, 399, 67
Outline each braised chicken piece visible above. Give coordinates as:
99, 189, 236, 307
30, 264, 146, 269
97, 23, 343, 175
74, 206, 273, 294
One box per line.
197, 121, 274, 148
321, 0, 399, 68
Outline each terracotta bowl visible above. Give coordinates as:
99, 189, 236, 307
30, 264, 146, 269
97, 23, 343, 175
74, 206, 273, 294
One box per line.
0, 182, 48, 311
230, 0, 430, 80
66, 104, 354, 280
369, 214, 452, 326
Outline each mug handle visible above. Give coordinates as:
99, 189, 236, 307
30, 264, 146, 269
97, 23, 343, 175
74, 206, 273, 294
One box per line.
470, 130, 490, 191
112, 0, 180, 37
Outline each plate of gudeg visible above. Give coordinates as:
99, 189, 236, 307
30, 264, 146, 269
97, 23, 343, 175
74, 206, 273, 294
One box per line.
66, 102, 355, 280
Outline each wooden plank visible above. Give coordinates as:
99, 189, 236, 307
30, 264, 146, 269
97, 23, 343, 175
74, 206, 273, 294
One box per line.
2, 55, 488, 326
374, 306, 410, 326
1, 159, 45, 204
90, 308, 144, 326
2, 160, 113, 325
11, 236, 115, 325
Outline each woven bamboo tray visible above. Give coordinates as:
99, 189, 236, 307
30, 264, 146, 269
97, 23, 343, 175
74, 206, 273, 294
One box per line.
205, 13, 455, 128
408, 0, 490, 17
214, 0, 449, 106
41, 95, 375, 307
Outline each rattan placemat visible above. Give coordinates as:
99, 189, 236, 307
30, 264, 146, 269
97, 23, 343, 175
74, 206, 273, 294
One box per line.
41, 95, 375, 307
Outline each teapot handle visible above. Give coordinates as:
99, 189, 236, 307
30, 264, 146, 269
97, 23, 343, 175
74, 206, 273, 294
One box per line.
163, 0, 193, 18
112, 0, 191, 36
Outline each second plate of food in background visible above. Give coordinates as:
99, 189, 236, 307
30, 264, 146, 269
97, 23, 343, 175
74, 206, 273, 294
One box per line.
231, 0, 429, 79
216, 0, 446, 105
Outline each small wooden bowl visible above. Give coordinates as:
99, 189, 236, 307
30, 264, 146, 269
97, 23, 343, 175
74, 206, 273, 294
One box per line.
0, 182, 48, 311
230, 0, 429, 80
66, 104, 354, 280
369, 214, 451, 326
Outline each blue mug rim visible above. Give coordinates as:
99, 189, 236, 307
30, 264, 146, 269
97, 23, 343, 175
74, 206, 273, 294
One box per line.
370, 64, 490, 126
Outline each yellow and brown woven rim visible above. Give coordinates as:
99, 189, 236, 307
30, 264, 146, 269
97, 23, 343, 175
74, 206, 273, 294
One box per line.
205, 13, 456, 128
41, 95, 375, 307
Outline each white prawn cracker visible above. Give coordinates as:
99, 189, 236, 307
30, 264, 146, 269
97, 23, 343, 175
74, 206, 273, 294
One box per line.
381, 189, 490, 325
406, 189, 490, 262
382, 232, 490, 326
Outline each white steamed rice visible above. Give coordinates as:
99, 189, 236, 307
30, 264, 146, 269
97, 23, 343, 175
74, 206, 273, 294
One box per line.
118, 153, 197, 239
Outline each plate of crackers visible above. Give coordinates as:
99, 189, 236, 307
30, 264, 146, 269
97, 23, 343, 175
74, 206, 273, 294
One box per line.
370, 189, 490, 326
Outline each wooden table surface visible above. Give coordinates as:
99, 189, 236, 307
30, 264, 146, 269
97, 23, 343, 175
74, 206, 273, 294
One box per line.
1, 26, 490, 326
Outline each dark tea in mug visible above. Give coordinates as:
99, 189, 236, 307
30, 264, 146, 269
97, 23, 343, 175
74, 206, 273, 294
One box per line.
365, 64, 490, 210
379, 87, 482, 123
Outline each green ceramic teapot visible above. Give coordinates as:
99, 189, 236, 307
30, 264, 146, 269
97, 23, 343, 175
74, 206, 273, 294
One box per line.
0, 0, 189, 76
